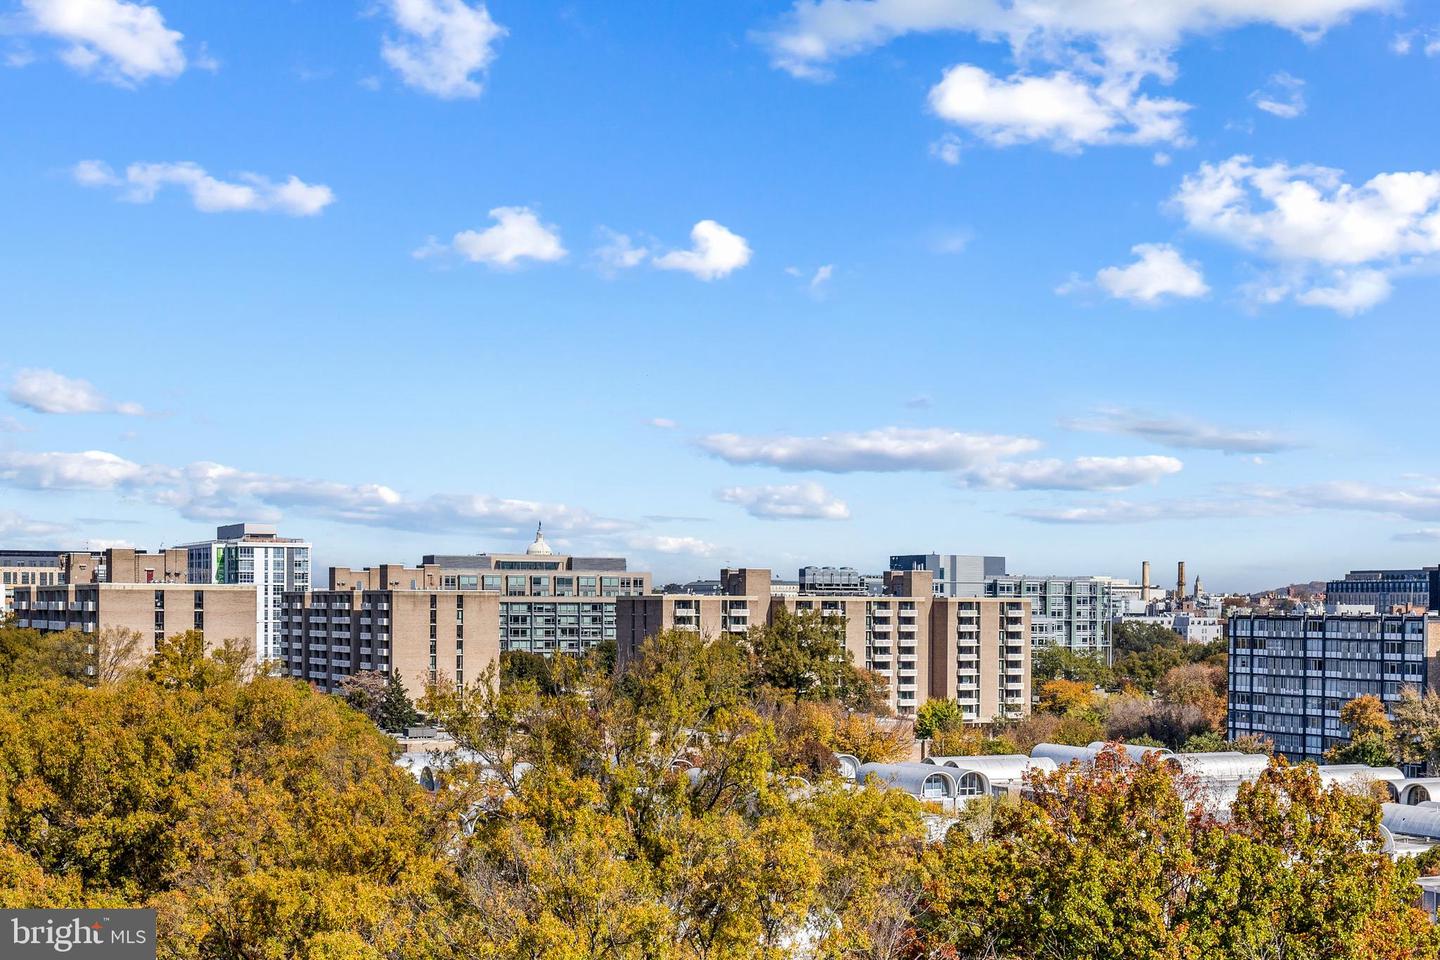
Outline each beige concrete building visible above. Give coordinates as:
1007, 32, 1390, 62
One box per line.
617, 567, 1031, 722
11, 582, 258, 669
3, 547, 196, 616
282, 586, 501, 699
282, 527, 650, 699
59, 547, 189, 585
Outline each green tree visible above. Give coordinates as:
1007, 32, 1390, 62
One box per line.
741, 607, 880, 707
917, 751, 1440, 959
0, 654, 463, 958
1393, 685, 1440, 773
913, 698, 963, 740
1325, 694, 1397, 766
1032, 645, 1113, 688
1179, 730, 1228, 753
499, 650, 556, 694
377, 669, 422, 733
1110, 621, 1225, 694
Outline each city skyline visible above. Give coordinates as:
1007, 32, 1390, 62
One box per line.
4, 1, 1440, 591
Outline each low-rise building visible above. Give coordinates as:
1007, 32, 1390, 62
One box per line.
1120, 612, 1224, 645
799, 566, 882, 596
1325, 568, 1434, 614
11, 582, 257, 668
1227, 612, 1440, 763
617, 567, 1031, 722
1, 549, 70, 614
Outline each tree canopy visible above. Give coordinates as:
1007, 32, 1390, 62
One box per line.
1, 620, 1436, 959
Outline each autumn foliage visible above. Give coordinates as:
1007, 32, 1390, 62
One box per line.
1, 622, 1436, 958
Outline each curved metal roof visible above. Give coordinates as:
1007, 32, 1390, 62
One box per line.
1031, 743, 1099, 765
926, 754, 1057, 782
1398, 778, 1440, 804
1031, 742, 1173, 766
1316, 764, 1405, 785
1382, 802, 1440, 840
858, 762, 979, 797
1088, 741, 1175, 762
1172, 752, 1272, 780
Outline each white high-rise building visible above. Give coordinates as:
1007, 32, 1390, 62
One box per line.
180, 523, 311, 663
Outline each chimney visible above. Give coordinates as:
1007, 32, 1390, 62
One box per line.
1177, 561, 1187, 603
1141, 560, 1151, 595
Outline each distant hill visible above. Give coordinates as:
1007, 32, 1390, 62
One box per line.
1249, 580, 1326, 600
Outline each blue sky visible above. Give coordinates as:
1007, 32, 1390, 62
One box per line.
2, 0, 1440, 591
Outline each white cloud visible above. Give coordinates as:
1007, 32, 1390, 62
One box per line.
0, 449, 155, 490
73, 160, 334, 216
928, 65, 1188, 150
717, 482, 851, 520
0, 446, 629, 538
0, 510, 68, 541
1091, 242, 1209, 304
1016, 496, 1279, 524
647, 417, 678, 429
1395, 529, 1440, 542
1391, 29, 1440, 57
1251, 71, 1306, 118
956, 455, 1183, 491
1062, 407, 1298, 454
627, 534, 723, 558
83, 537, 136, 550
592, 227, 650, 275
1022, 474, 1440, 526
1292, 268, 1392, 315
1295, 481, 1440, 523
1173, 155, 1440, 312
930, 133, 963, 165
20, 0, 187, 85
761, 0, 1386, 78
654, 220, 752, 281
698, 427, 1040, 472
7, 368, 144, 415
931, 227, 973, 254
431, 206, 567, 268
809, 264, 834, 292
380, 0, 505, 99
761, 1, 1381, 151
